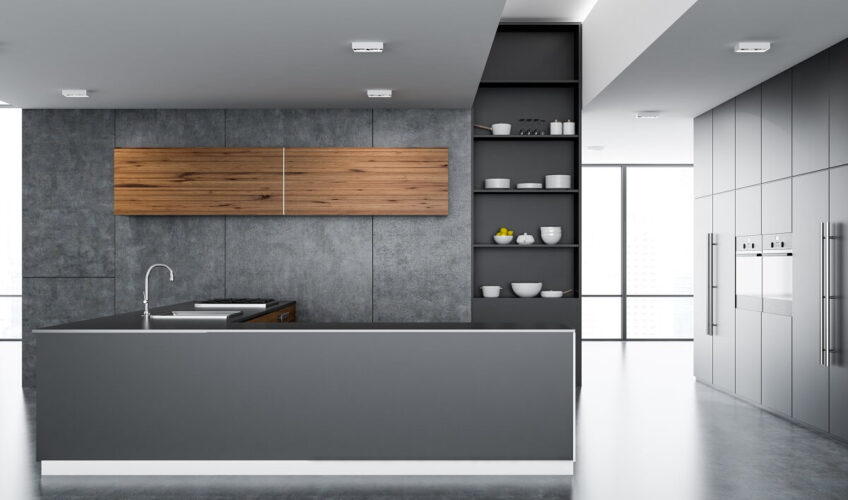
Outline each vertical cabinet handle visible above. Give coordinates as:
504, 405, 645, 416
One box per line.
707, 233, 715, 336
826, 222, 832, 367
821, 222, 830, 366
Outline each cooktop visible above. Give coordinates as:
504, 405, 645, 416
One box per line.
195, 298, 278, 310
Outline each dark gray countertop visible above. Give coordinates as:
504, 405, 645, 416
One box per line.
34, 300, 571, 333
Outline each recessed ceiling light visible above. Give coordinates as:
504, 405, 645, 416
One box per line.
635, 111, 659, 119
61, 89, 89, 98
734, 41, 770, 53
367, 89, 392, 98
352, 42, 384, 53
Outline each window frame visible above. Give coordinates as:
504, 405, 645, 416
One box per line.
582, 164, 694, 341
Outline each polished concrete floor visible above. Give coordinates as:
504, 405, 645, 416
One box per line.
2, 341, 848, 499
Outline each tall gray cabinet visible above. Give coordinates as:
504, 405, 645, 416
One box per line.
694, 36, 848, 443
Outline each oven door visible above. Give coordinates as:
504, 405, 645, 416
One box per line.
736, 251, 763, 311
763, 251, 792, 315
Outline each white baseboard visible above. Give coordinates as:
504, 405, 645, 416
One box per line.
41, 460, 574, 476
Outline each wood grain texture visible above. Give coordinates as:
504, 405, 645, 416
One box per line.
284, 148, 449, 215
114, 148, 283, 215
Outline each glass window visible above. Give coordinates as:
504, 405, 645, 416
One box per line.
0, 108, 22, 340
626, 167, 694, 295
627, 297, 694, 339
582, 167, 621, 295
582, 297, 622, 339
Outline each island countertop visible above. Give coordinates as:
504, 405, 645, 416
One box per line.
34, 301, 568, 333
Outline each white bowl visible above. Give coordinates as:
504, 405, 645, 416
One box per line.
511, 282, 542, 298
540, 226, 562, 232
485, 178, 510, 189
541, 233, 562, 245
545, 175, 572, 189
481, 285, 502, 298
516, 182, 543, 189
541, 290, 563, 298
491, 123, 512, 135
493, 234, 514, 245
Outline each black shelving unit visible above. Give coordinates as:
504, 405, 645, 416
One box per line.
471, 22, 582, 383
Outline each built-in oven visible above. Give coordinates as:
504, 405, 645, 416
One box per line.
762, 233, 792, 316
736, 235, 762, 312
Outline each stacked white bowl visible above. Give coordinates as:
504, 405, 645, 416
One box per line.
540, 226, 562, 245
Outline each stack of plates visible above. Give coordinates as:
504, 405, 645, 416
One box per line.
516, 182, 543, 189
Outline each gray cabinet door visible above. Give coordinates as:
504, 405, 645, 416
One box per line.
735, 185, 761, 236
736, 86, 762, 188
830, 39, 848, 168
762, 71, 792, 182
793, 53, 829, 176
829, 165, 848, 440
792, 170, 829, 431
762, 179, 791, 235
762, 312, 792, 415
694, 111, 713, 197
713, 191, 736, 392
713, 100, 736, 193
735, 308, 761, 403
694, 196, 713, 383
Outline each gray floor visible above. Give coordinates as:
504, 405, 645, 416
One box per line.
2, 341, 848, 499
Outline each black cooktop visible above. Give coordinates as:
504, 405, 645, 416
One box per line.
198, 298, 277, 305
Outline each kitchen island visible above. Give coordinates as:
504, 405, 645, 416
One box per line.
34, 304, 574, 476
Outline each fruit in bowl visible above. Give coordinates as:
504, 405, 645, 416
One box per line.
493, 227, 514, 244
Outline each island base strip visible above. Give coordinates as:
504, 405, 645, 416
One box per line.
41, 460, 574, 476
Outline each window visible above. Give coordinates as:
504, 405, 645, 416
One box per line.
581, 165, 693, 340
0, 108, 22, 340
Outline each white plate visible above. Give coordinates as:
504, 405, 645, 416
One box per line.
516, 183, 543, 189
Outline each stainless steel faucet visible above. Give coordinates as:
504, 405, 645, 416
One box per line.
142, 263, 174, 317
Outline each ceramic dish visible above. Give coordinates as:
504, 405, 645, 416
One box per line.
511, 282, 542, 298
493, 234, 514, 245
516, 182, 543, 189
484, 178, 510, 189
541, 290, 563, 298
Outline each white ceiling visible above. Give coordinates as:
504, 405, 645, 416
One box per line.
0, 0, 505, 109
586, 0, 848, 116
501, 0, 598, 22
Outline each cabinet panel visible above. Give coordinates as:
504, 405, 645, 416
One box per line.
762, 71, 792, 182
735, 86, 762, 188
792, 53, 829, 176
284, 148, 449, 215
762, 179, 791, 235
114, 148, 284, 215
713, 101, 736, 193
713, 191, 735, 392
792, 170, 829, 431
830, 39, 848, 168
735, 185, 761, 236
829, 165, 848, 440
694, 112, 713, 197
735, 308, 761, 403
762, 312, 792, 415
694, 196, 713, 383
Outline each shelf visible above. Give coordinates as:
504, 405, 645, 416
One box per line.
474, 189, 577, 194
474, 244, 578, 248
479, 80, 579, 88
474, 135, 579, 141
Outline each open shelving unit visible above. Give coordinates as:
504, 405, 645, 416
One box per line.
471, 22, 582, 382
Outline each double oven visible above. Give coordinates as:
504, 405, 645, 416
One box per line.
736, 234, 792, 315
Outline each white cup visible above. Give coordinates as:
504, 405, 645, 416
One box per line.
545, 175, 572, 189
481, 285, 502, 298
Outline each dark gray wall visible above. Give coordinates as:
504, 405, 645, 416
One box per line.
22, 109, 472, 386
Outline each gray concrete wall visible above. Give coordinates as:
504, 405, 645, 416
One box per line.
22, 109, 472, 387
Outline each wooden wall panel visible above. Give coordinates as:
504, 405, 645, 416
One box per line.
284, 148, 449, 215
114, 148, 283, 215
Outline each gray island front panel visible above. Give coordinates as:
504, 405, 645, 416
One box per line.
37, 328, 573, 461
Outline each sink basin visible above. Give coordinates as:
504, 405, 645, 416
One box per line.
149, 310, 243, 320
